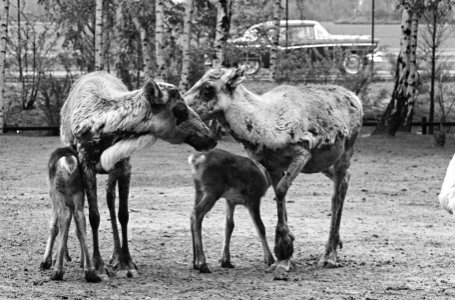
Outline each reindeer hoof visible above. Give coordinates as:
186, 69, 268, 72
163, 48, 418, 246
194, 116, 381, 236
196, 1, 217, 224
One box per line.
85, 270, 102, 283
40, 260, 52, 270
318, 252, 341, 268
50, 270, 64, 281
220, 260, 234, 268
265, 256, 275, 266
273, 265, 289, 281
194, 263, 211, 273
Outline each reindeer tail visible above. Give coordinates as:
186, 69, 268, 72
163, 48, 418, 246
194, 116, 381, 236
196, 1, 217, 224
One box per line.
188, 153, 206, 174
439, 154, 455, 215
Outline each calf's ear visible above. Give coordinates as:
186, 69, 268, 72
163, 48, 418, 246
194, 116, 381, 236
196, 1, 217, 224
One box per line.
143, 79, 165, 106
226, 67, 246, 90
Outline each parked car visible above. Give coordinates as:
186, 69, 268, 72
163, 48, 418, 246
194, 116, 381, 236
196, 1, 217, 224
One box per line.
227, 20, 379, 76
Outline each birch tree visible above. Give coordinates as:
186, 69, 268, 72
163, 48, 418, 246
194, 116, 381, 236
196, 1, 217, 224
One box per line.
374, 0, 454, 135
95, 0, 104, 70
126, 0, 155, 79
155, 0, 166, 80
374, 1, 421, 135
0, 0, 9, 134
179, 0, 195, 91
269, 0, 281, 81
211, 0, 232, 69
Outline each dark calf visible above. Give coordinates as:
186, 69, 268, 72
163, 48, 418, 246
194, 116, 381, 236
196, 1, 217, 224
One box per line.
40, 147, 100, 282
189, 149, 275, 273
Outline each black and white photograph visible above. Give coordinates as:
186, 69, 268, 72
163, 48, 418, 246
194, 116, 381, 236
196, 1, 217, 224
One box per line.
1, 0, 455, 299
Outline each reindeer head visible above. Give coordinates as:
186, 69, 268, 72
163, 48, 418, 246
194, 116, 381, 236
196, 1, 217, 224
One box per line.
142, 80, 217, 151
183, 67, 246, 121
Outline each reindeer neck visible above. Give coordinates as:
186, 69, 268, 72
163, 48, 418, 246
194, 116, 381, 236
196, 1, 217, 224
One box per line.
222, 85, 278, 149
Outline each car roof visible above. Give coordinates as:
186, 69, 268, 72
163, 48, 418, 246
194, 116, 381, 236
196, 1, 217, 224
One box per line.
250, 20, 321, 29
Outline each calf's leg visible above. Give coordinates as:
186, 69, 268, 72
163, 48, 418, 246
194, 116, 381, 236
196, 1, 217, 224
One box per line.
247, 200, 275, 266
220, 201, 235, 268
191, 187, 220, 273
50, 205, 71, 281
40, 206, 58, 270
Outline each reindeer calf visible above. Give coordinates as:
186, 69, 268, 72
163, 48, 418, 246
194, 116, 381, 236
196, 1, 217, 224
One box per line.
189, 149, 275, 273
40, 147, 100, 282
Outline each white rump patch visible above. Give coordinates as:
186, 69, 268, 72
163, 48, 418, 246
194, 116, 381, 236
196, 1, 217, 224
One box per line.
188, 154, 205, 175
58, 156, 78, 174
439, 154, 455, 214
100, 135, 157, 171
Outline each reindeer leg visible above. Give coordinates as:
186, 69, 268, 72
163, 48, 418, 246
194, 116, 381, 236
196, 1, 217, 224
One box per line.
40, 203, 58, 270
116, 158, 138, 278
73, 192, 101, 282
269, 151, 311, 280
319, 148, 353, 268
79, 151, 108, 280
106, 170, 121, 269
50, 207, 71, 281
220, 201, 235, 268
247, 200, 275, 267
191, 187, 220, 273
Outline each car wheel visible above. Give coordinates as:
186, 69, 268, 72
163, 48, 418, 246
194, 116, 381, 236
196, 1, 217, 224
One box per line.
239, 60, 260, 75
342, 54, 363, 75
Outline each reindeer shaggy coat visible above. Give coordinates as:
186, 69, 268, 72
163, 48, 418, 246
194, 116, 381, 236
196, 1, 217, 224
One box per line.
184, 67, 363, 279
60, 72, 216, 279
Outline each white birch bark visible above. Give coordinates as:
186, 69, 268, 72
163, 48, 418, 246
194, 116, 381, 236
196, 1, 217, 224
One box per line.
0, 0, 9, 134
95, 0, 104, 71
269, 0, 281, 81
155, 0, 166, 81
210, 0, 231, 69
179, 0, 195, 91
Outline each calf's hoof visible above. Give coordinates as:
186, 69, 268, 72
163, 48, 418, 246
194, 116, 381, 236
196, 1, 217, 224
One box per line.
50, 270, 64, 281
267, 258, 295, 281
40, 260, 52, 270
318, 252, 341, 268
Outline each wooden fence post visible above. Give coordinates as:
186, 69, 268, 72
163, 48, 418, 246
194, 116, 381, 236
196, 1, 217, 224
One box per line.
421, 117, 427, 135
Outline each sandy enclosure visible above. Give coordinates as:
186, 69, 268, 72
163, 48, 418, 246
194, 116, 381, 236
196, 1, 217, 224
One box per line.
1, 132, 455, 299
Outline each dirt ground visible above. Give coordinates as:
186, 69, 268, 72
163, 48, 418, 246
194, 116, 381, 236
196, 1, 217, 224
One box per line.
1, 131, 455, 299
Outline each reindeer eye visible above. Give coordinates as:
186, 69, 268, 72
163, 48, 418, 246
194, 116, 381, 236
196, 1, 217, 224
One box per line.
200, 84, 215, 100
172, 102, 189, 126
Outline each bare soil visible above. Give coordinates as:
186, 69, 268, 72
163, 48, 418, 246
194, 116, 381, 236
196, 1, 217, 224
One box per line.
1, 131, 455, 300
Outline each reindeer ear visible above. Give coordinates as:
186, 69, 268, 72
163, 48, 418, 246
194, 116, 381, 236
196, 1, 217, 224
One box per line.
226, 67, 246, 90
143, 79, 165, 106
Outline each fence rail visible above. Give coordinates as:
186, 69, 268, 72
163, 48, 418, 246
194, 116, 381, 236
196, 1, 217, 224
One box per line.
3, 118, 453, 135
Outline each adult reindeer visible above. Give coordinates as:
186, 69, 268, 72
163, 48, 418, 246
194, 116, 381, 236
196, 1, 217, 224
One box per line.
184, 67, 363, 280
60, 72, 217, 279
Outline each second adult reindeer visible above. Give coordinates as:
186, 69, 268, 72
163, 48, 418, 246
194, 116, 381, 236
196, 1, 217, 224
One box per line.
188, 149, 275, 273
60, 72, 217, 279
185, 67, 363, 280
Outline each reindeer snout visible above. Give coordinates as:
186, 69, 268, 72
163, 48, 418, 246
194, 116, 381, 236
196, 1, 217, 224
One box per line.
185, 131, 217, 151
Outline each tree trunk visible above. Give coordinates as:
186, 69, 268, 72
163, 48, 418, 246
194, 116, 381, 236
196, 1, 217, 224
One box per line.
0, 0, 9, 134
373, 7, 418, 135
179, 0, 195, 91
429, 9, 437, 135
95, 0, 104, 71
211, 0, 231, 69
269, 0, 281, 81
155, 0, 166, 81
